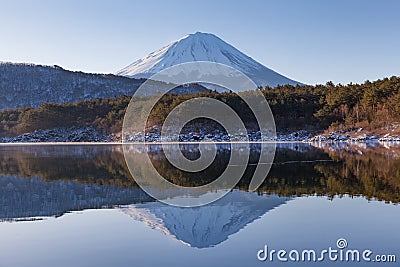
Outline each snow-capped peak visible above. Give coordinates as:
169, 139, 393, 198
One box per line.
116, 32, 302, 88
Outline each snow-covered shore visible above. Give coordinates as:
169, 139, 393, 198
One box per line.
0, 127, 111, 143
1, 126, 400, 144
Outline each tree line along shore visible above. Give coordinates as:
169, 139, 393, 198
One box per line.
0, 76, 399, 141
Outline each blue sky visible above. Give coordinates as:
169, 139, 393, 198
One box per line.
1, 0, 399, 85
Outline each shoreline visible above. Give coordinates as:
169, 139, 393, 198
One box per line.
2, 125, 400, 144
0, 141, 305, 146
0, 140, 399, 146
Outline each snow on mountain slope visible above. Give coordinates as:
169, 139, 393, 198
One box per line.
121, 191, 289, 248
117, 32, 302, 89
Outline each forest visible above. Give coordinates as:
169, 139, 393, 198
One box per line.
0, 75, 399, 137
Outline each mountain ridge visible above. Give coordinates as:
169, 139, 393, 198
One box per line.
0, 62, 208, 110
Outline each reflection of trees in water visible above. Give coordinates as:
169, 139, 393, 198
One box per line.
0, 144, 399, 203
0, 145, 136, 188
314, 145, 400, 203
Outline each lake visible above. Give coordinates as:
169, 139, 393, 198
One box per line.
0, 142, 399, 266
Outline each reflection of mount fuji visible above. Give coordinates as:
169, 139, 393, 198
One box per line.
121, 191, 289, 248
1, 143, 399, 223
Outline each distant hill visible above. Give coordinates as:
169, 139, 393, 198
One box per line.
0, 62, 209, 110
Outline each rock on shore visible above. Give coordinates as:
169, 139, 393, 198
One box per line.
1, 126, 400, 143
0, 127, 111, 143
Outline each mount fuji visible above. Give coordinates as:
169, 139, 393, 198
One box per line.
117, 32, 302, 88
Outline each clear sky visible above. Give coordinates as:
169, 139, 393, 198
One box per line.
1, 0, 399, 85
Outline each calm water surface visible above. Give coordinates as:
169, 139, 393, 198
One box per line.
0, 143, 399, 266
